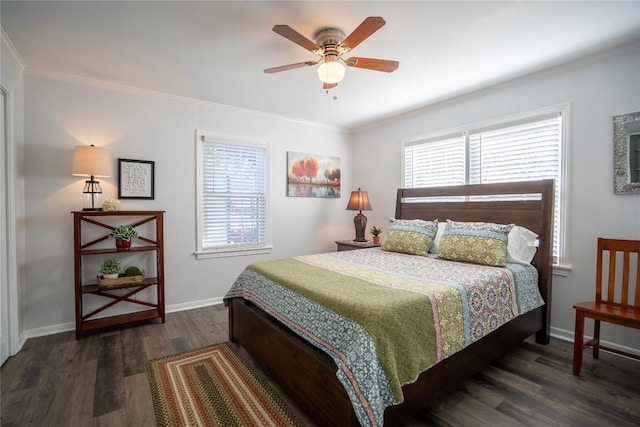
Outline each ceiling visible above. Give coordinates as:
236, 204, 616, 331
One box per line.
2, 1, 639, 130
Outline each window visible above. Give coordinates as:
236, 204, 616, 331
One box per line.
196, 131, 270, 258
403, 107, 567, 265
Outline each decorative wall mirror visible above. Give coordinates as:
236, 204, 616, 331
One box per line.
613, 111, 640, 195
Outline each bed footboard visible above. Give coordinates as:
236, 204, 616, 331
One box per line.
229, 297, 544, 427
229, 298, 360, 426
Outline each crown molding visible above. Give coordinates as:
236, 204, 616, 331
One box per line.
1, 27, 26, 70
353, 38, 640, 134
24, 67, 350, 134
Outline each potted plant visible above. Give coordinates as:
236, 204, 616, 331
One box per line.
99, 258, 121, 279
370, 226, 382, 244
109, 225, 138, 250
124, 265, 142, 277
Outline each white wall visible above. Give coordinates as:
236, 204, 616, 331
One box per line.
22, 73, 354, 335
353, 47, 640, 352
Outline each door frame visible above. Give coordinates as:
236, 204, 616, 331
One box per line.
1, 84, 20, 364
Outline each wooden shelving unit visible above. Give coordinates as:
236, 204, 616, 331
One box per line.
72, 210, 165, 339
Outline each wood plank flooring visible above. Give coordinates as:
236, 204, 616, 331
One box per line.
2, 304, 639, 426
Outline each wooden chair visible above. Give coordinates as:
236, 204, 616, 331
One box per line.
573, 238, 640, 375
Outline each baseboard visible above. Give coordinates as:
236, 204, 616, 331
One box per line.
165, 297, 224, 314
550, 326, 640, 358
20, 307, 640, 361
25, 321, 75, 339
23, 297, 225, 340
549, 325, 577, 343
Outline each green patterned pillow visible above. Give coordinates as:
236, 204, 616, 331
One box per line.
381, 218, 438, 255
438, 220, 513, 266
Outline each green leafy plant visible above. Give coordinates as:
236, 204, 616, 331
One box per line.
99, 258, 121, 275
109, 225, 138, 241
370, 226, 382, 237
124, 266, 142, 277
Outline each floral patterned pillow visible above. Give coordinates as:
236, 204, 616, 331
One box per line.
438, 220, 513, 266
381, 218, 438, 255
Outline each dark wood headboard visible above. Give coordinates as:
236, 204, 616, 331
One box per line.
394, 179, 554, 343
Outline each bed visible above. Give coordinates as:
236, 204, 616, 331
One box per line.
225, 180, 554, 427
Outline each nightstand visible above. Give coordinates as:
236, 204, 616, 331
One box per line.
335, 240, 381, 252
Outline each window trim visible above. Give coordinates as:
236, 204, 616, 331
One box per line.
401, 103, 570, 268
195, 130, 272, 259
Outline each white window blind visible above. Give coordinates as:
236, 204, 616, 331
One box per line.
403, 110, 564, 263
405, 133, 466, 188
197, 134, 269, 256
468, 114, 561, 185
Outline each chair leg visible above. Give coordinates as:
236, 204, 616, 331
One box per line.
592, 319, 600, 359
573, 310, 585, 375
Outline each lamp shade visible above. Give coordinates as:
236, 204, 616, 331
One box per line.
317, 61, 346, 84
346, 188, 372, 213
72, 145, 111, 178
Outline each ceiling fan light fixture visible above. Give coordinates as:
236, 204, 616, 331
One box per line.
267, 17, 397, 88
317, 60, 345, 84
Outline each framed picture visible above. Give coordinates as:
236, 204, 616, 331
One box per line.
287, 152, 340, 198
118, 158, 155, 199
613, 111, 640, 195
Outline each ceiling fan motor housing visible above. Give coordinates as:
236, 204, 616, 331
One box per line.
314, 27, 347, 53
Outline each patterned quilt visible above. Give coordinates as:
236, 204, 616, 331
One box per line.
224, 248, 543, 427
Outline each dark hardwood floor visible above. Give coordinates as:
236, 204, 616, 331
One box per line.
2, 304, 639, 426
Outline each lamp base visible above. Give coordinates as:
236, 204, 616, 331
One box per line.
82, 178, 103, 211
353, 212, 368, 242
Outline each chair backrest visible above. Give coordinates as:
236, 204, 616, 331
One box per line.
596, 238, 640, 307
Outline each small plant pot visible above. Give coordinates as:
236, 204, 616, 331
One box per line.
115, 238, 131, 250
372, 236, 381, 244
102, 273, 119, 279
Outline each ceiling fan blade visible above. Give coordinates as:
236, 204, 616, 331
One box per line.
341, 17, 386, 51
264, 61, 318, 74
323, 82, 338, 90
272, 25, 319, 52
345, 57, 399, 73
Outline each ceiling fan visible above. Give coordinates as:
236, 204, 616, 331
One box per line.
264, 16, 399, 90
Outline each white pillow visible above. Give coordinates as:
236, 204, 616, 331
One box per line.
428, 221, 447, 254
506, 225, 538, 264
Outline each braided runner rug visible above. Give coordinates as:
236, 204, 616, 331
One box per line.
147, 342, 304, 427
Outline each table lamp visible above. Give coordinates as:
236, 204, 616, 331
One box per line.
72, 144, 111, 210
346, 187, 372, 242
